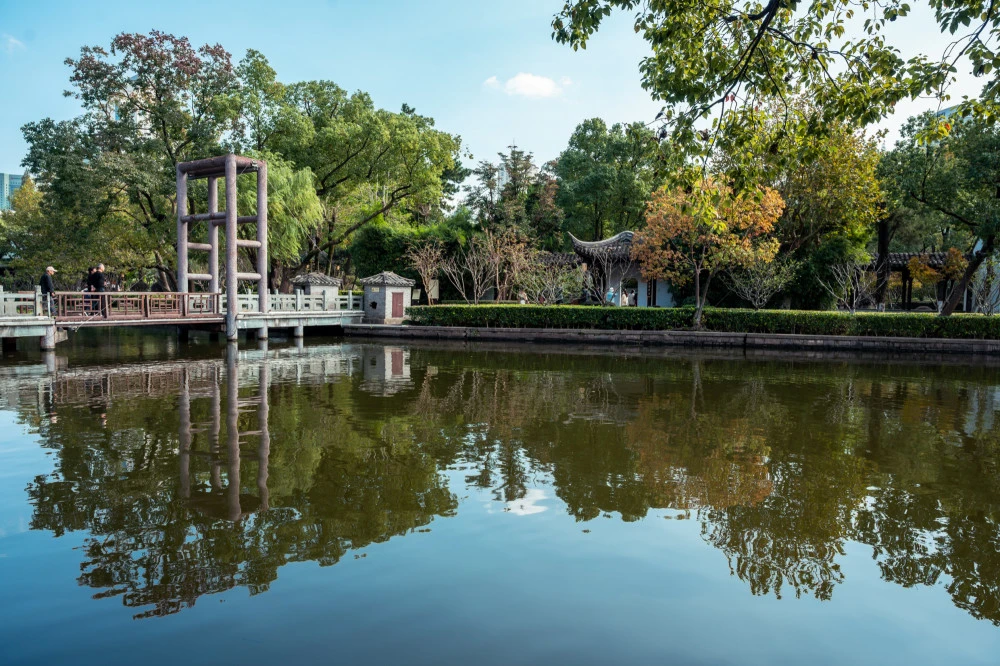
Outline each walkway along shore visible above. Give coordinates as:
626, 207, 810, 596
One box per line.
340, 324, 1000, 356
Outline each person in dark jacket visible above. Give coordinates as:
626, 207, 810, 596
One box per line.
93, 264, 107, 292
39, 266, 56, 315
85, 267, 97, 313
93, 264, 107, 316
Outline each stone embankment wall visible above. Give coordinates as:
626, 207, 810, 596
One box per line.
341, 324, 1000, 356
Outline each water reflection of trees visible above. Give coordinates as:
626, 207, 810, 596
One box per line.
13, 347, 1000, 624
23, 348, 458, 619
407, 354, 1000, 618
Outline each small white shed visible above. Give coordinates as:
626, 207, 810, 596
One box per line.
359, 271, 415, 324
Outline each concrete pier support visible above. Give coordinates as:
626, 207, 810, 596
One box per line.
40, 326, 56, 351
293, 325, 304, 338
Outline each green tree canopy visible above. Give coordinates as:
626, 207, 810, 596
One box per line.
554, 118, 660, 241
881, 111, 1000, 313
551, 1, 999, 164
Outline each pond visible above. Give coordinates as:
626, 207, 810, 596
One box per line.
1, 331, 999, 664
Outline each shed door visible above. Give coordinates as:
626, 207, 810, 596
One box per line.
391, 291, 404, 318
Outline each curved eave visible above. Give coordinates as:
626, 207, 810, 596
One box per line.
569, 231, 635, 263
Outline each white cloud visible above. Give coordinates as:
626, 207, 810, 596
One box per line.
3, 34, 25, 54
504, 488, 548, 516
483, 72, 569, 99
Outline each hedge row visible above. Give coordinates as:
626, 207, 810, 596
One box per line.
404, 305, 1000, 340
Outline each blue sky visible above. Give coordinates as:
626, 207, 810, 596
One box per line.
0, 0, 981, 175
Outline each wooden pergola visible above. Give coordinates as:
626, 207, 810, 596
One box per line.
176, 154, 268, 340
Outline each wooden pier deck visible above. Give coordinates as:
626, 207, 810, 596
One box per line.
0, 288, 364, 350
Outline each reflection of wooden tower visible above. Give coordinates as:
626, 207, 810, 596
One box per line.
176, 155, 268, 341
178, 347, 270, 520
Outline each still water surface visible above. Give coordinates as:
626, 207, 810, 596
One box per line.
1, 331, 1000, 664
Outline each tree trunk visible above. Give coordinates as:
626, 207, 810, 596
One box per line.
940, 236, 995, 316
875, 215, 891, 309
155, 251, 177, 292
693, 270, 703, 329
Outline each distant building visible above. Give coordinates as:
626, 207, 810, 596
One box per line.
1, 172, 25, 211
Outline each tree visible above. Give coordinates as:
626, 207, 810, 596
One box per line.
20, 36, 463, 289
518, 256, 585, 304
817, 261, 877, 314
233, 153, 324, 290
406, 242, 444, 305
526, 170, 565, 251
441, 235, 492, 304
551, 1, 998, 162
466, 145, 537, 230
633, 178, 784, 327
482, 228, 532, 301
714, 101, 883, 307
881, 112, 1000, 315
22, 31, 240, 288
970, 255, 1000, 315
272, 83, 462, 269
554, 118, 659, 241
726, 256, 798, 310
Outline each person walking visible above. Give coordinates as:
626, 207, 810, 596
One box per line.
39, 266, 56, 315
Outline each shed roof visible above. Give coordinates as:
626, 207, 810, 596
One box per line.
358, 271, 415, 287
291, 272, 342, 287
569, 231, 635, 263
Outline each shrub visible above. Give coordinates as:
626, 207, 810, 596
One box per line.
404, 305, 1000, 340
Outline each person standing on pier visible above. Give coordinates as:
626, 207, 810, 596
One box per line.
39, 266, 56, 315
93, 264, 107, 316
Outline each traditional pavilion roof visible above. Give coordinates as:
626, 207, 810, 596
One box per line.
569, 231, 635, 263
538, 252, 582, 267
291, 272, 342, 287
871, 252, 952, 271
358, 271, 415, 287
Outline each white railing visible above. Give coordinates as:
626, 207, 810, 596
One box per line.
1, 287, 361, 319
0, 287, 43, 317
221, 291, 363, 314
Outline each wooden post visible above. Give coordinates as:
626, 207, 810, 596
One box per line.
179, 367, 191, 500
177, 166, 189, 294
225, 342, 241, 520
34, 286, 42, 316
208, 176, 220, 296
224, 155, 238, 341
256, 162, 268, 341
210, 366, 222, 489
257, 360, 270, 512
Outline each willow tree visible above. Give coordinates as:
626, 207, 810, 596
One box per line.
268, 80, 462, 270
